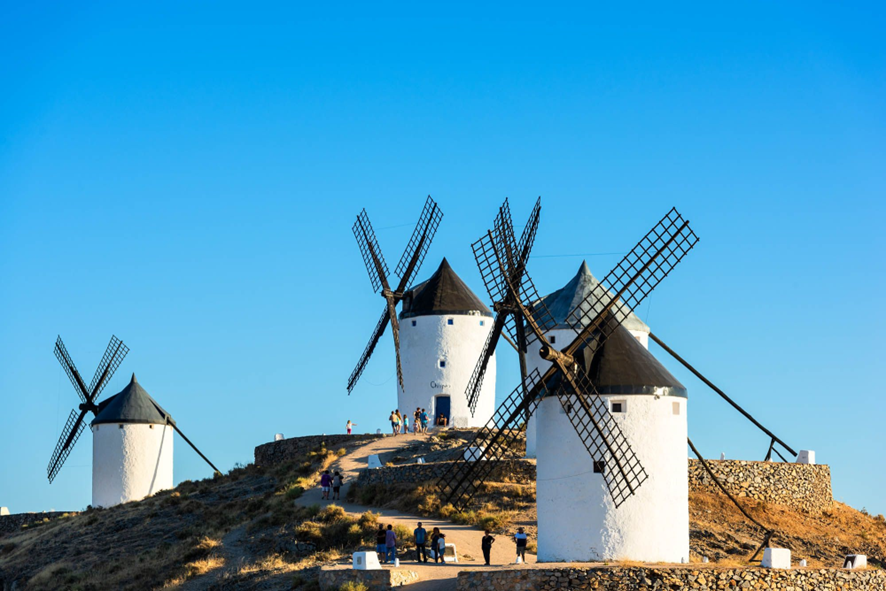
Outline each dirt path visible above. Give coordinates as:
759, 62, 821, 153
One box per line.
297, 433, 535, 591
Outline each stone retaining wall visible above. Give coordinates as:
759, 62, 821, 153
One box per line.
319, 566, 418, 590
457, 566, 886, 591
688, 460, 832, 513
0, 512, 74, 537
254, 433, 383, 466
356, 459, 536, 487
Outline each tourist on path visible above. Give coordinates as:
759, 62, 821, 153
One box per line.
346, 420, 357, 435
414, 522, 428, 563
435, 531, 446, 563
414, 408, 421, 433
376, 525, 387, 563
420, 408, 429, 433
430, 528, 441, 563
481, 530, 495, 565
332, 471, 343, 500
403, 415, 410, 435
389, 410, 399, 436
319, 470, 332, 500
514, 527, 528, 562
385, 524, 397, 564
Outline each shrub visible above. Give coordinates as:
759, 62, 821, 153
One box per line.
339, 582, 369, 591
336, 448, 347, 457
318, 504, 347, 523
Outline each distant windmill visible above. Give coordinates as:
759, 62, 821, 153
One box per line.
347, 196, 443, 394
49, 336, 220, 507
438, 207, 699, 562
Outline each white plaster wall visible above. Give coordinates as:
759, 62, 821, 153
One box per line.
92, 423, 174, 508
524, 328, 650, 457
524, 327, 576, 458
398, 314, 495, 428
536, 393, 688, 563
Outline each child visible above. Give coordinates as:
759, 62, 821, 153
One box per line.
346, 420, 357, 435
332, 471, 343, 500
403, 415, 410, 434
319, 470, 332, 500
481, 529, 495, 565
514, 527, 528, 562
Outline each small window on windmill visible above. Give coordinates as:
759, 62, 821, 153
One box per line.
672, 401, 680, 416
550, 335, 556, 344
480, 320, 485, 326
119, 424, 124, 429
439, 360, 446, 368
149, 424, 154, 429
447, 318, 454, 325
611, 401, 626, 413
593, 460, 605, 474
412, 320, 417, 327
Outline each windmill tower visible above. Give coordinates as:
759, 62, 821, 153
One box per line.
524, 261, 651, 458
48, 336, 220, 508
438, 206, 699, 564
398, 258, 495, 427
91, 374, 174, 508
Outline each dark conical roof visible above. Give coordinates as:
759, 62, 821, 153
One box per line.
400, 258, 492, 319
533, 261, 649, 333
561, 323, 686, 397
91, 374, 175, 426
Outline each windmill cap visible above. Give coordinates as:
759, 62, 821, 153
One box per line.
531, 261, 650, 333
399, 258, 492, 319
91, 374, 174, 426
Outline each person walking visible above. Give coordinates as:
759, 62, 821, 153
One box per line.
413, 522, 428, 563
319, 470, 332, 500
414, 408, 421, 433
346, 420, 357, 435
389, 410, 398, 436
332, 471, 343, 500
385, 524, 397, 564
376, 525, 387, 563
420, 408, 429, 433
481, 530, 496, 565
403, 414, 410, 435
514, 527, 528, 563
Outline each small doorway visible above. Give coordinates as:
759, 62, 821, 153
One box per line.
434, 395, 451, 427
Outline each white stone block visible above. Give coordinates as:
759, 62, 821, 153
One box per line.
417, 457, 425, 464
274, 433, 284, 442
796, 450, 815, 465
762, 547, 791, 569
443, 543, 458, 563
0, 507, 9, 516
367, 455, 382, 469
464, 447, 485, 461
843, 554, 867, 569
352, 551, 381, 570
799, 559, 807, 567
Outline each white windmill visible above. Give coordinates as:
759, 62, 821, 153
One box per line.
438, 204, 699, 564
48, 336, 220, 508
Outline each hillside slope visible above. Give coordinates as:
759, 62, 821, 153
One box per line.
1, 431, 883, 590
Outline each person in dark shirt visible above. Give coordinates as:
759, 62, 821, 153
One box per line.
376, 525, 388, 563
514, 527, 528, 562
413, 521, 428, 563
481, 530, 495, 565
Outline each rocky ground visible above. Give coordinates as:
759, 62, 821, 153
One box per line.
1, 429, 883, 590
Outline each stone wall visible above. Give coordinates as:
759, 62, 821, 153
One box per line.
254, 433, 383, 466
688, 459, 832, 513
356, 459, 536, 487
457, 566, 886, 591
319, 566, 418, 590
0, 512, 74, 537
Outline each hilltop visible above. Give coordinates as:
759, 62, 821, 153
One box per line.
1, 430, 884, 590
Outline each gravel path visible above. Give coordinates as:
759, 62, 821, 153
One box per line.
297, 432, 536, 591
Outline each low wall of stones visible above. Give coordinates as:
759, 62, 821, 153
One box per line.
254, 433, 383, 466
356, 459, 536, 487
0, 512, 74, 538
319, 566, 418, 590
457, 566, 886, 591
688, 459, 832, 513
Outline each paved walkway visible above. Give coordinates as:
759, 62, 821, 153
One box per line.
297, 432, 536, 591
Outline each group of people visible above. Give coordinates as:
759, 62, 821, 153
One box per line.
318, 470, 343, 501
388, 408, 431, 435
376, 522, 531, 566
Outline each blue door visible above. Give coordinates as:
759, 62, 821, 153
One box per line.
435, 395, 451, 426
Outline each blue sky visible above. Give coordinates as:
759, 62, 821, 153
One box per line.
1, 2, 884, 516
